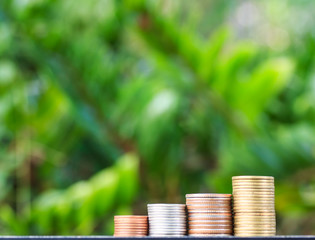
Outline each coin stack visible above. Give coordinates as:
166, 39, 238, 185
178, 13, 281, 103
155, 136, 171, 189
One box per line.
114, 215, 148, 237
232, 176, 276, 237
186, 193, 233, 236
147, 204, 187, 236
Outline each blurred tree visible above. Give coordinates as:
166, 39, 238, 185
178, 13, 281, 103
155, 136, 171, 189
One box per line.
0, 0, 314, 235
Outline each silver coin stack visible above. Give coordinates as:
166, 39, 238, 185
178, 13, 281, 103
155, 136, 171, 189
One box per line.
147, 204, 187, 236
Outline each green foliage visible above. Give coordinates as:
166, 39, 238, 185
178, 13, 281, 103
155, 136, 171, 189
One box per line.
0, 153, 139, 235
0, 0, 315, 235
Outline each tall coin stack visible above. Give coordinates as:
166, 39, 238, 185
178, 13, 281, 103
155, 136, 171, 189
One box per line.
232, 176, 276, 236
186, 194, 233, 236
147, 204, 187, 236
114, 215, 148, 237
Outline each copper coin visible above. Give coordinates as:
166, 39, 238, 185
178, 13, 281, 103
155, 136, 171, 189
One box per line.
114, 228, 148, 232
189, 216, 232, 221
189, 224, 232, 229
186, 193, 232, 198
189, 220, 232, 223
188, 209, 231, 213
189, 233, 232, 236
114, 234, 147, 237
188, 213, 232, 219
114, 215, 147, 219
115, 226, 148, 230
189, 229, 233, 234
114, 232, 148, 234
187, 205, 231, 210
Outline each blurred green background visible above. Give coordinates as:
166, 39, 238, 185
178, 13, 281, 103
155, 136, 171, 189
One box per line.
0, 0, 315, 235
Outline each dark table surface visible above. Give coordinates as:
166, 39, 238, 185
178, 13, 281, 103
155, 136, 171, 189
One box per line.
0, 236, 314, 240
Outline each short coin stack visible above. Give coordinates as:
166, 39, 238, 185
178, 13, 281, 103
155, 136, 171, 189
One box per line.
186, 193, 233, 236
114, 215, 148, 237
232, 176, 276, 236
147, 204, 187, 236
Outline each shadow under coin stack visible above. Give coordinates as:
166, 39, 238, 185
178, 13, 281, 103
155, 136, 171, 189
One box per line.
114, 215, 148, 237
232, 176, 276, 237
147, 204, 187, 236
186, 194, 233, 236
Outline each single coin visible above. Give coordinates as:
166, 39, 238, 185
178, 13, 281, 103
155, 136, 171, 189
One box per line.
235, 233, 275, 237
148, 209, 186, 213
114, 215, 147, 219
114, 221, 148, 225
233, 207, 275, 212
114, 231, 148, 235
233, 199, 275, 204
233, 180, 274, 184
114, 230, 147, 233
234, 217, 276, 222
187, 197, 231, 201
233, 195, 275, 199
234, 229, 276, 234
149, 218, 186, 222
149, 230, 187, 233
149, 223, 186, 227
114, 223, 148, 227
188, 213, 232, 220
232, 176, 274, 180
234, 217, 276, 221
147, 207, 186, 211
115, 225, 148, 229
233, 201, 275, 205
149, 234, 186, 237
149, 226, 187, 229
189, 224, 232, 229
234, 227, 276, 231
233, 189, 275, 193
188, 210, 231, 214
114, 227, 148, 231
189, 229, 233, 234
234, 222, 275, 226
189, 233, 232, 236
232, 187, 275, 191
189, 217, 232, 222
233, 183, 274, 188
187, 203, 231, 207
189, 220, 232, 224
149, 229, 187, 232
114, 234, 147, 237
149, 228, 187, 232
233, 204, 275, 209
148, 203, 185, 207
186, 193, 232, 198
235, 211, 275, 216
187, 206, 231, 211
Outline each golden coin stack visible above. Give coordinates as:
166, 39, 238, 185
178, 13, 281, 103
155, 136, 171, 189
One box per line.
186, 193, 233, 236
232, 176, 276, 237
114, 215, 148, 237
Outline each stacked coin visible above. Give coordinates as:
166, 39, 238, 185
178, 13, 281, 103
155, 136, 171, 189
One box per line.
114, 215, 148, 237
232, 176, 276, 237
147, 204, 187, 236
186, 193, 233, 236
